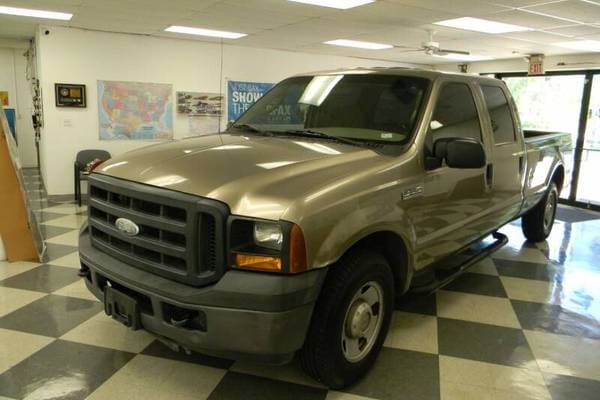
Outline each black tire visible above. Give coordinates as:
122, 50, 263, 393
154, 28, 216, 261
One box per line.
522, 182, 558, 242
299, 249, 394, 389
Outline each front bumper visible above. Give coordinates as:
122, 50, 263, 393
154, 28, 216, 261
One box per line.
79, 231, 326, 363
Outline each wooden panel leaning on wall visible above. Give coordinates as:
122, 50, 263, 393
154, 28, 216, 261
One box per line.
0, 105, 40, 262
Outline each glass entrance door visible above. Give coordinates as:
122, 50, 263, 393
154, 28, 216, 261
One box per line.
503, 75, 585, 200
578, 77, 600, 206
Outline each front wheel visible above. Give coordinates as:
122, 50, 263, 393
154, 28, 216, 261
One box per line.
522, 182, 558, 242
299, 249, 394, 389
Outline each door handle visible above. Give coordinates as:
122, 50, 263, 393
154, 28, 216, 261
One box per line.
518, 156, 525, 175
486, 164, 494, 187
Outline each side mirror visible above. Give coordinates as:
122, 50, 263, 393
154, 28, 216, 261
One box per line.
431, 137, 486, 169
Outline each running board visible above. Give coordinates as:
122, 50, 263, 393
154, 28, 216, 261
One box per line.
410, 232, 508, 295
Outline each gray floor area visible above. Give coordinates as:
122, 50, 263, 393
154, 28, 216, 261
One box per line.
1, 168, 599, 399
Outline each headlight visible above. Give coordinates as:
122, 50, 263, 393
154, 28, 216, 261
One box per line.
229, 218, 307, 274
253, 222, 283, 250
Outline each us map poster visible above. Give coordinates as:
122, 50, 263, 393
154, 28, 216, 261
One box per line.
227, 80, 273, 123
98, 80, 173, 140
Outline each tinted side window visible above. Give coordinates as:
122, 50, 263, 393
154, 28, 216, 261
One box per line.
427, 83, 482, 152
481, 85, 516, 144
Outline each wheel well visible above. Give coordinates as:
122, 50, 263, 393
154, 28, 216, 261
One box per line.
552, 165, 565, 193
347, 231, 410, 294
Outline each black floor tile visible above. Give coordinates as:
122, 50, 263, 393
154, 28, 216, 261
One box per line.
0, 339, 134, 400
437, 318, 535, 368
37, 225, 73, 240
0, 264, 80, 292
395, 293, 438, 316
141, 340, 234, 369
443, 272, 508, 298
344, 348, 440, 400
494, 258, 562, 282
34, 211, 65, 223
208, 372, 327, 400
543, 372, 600, 400
43, 243, 79, 263
555, 207, 600, 223
0, 294, 102, 337
511, 299, 600, 340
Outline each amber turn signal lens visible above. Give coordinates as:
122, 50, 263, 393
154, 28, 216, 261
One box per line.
289, 223, 307, 273
235, 254, 282, 272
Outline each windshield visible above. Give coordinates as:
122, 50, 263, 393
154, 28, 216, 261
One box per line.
232, 74, 430, 145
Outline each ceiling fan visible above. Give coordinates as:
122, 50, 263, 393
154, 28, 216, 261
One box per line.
395, 30, 470, 57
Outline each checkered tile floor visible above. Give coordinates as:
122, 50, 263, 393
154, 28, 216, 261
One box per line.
1, 168, 600, 399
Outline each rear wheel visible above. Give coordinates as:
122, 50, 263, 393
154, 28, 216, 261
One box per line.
522, 182, 558, 242
299, 249, 394, 389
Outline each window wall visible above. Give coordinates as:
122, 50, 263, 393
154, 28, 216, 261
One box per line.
498, 71, 600, 210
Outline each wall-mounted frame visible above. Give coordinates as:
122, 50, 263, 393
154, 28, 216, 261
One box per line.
55, 83, 86, 108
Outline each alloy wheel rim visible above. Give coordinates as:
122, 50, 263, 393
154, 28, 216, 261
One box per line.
544, 191, 556, 232
341, 281, 384, 363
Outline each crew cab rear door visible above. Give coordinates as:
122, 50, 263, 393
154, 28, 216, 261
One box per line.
478, 82, 526, 225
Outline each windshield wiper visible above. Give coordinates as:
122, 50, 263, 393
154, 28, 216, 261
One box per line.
230, 123, 273, 136
281, 129, 367, 148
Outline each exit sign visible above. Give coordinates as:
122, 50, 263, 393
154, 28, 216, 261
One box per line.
528, 54, 545, 75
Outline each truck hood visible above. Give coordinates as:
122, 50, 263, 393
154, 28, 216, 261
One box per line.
95, 133, 379, 220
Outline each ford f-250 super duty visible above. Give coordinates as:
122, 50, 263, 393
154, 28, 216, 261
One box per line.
80, 68, 571, 388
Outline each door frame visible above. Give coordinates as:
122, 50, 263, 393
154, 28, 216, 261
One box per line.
493, 70, 600, 212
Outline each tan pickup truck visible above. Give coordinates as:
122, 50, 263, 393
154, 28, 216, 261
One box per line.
80, 68, 571, 388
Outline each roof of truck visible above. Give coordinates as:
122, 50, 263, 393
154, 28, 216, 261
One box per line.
293, 67, 500, 83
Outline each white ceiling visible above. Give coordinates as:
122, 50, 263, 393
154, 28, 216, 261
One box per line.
1, 0, 600, 64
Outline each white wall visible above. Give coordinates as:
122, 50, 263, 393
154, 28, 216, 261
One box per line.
436, 52, 600, 74
0, 45, 36, 168
37, 26, 416, 195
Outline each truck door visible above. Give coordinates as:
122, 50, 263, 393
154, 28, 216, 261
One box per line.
479, 84, 525, 226
410, 80, 494, 269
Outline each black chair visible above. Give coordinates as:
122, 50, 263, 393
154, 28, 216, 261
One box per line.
74, 149, 111, 206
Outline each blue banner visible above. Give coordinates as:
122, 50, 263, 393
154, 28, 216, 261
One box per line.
227, 80, 274, 122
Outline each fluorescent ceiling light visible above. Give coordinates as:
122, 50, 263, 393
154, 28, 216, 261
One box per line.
0, 5, 72, 20
299, 75, 344, 106
288, 0, 374, 9
434, 17, 531, 34
165, 26, 247, 39
433, 54, 493, 61
324, 39, 392, 50
554, 40, 600, 52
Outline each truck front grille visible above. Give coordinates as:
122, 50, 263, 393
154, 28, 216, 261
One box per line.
87, 174, 228, 286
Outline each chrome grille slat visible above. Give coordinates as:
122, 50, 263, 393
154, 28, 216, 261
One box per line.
89, 198, 187, 233
87, 174, 228, 286
91, 221, 187, 257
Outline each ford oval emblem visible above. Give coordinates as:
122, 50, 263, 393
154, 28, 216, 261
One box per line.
115, 218, 139, 236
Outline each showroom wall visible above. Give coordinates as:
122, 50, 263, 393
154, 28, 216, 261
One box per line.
0, 44, 37, 168
436, 52, 600, 74
36, 26, 416, 196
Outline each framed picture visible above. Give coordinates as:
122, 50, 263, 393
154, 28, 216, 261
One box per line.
55, 83, 86, 107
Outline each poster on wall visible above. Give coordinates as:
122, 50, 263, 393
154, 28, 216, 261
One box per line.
188, 117, 220, 136
176, 92, 223, 116
97, 80, 173, 140
0, 91, 8, 107
227, 80, 274, 122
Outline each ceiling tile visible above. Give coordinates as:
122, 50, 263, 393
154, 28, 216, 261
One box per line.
523, 0, 600, 24
545, 23, 600, 36
336, 1, 459, 26
502, 30, 572, 45
490, 0, 557, 6
220, 0, 339, 17
487, 9, 573, 29
388, 0, 507, 16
